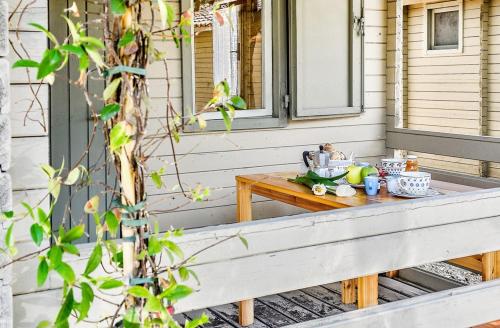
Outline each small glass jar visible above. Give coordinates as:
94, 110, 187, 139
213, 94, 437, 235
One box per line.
405, 155, 419, 172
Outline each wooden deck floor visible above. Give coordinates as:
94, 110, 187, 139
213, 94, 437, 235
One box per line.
180, 275, 433, 328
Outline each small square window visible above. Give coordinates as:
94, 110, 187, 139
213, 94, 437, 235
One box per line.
425, 1, 462, 54
433, 10, 459, 48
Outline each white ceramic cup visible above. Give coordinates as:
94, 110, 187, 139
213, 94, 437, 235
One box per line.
398, 172, 431, 195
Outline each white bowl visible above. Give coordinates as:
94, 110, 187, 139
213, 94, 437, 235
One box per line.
381, 158, 407, 176
398, 171, 431, 196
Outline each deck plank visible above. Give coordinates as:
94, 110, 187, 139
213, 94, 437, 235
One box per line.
254, 299, 297, 327
211, 304, 269, 328
185, 309, 236, 328
379, 276, 428, 297
301, 286, 357, 312
280, 290, 343, 317
258, 294, 319, 323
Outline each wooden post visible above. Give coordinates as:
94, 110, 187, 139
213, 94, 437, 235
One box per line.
357, 274, 378, 308
342, 279, 357, 304
236, 179, 254, 326
482, 252, 496, 281
386, 271, 399, 278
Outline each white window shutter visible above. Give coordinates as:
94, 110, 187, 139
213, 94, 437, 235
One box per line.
291, 0, 363, 119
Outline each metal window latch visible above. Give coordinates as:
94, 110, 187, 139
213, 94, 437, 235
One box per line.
353, 15, 365, 36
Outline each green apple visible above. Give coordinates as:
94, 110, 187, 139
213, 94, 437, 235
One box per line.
346, 165, 363, 185
361, 165, 379, 180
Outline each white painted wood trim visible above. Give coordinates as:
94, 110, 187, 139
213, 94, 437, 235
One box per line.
17, 188, 500, 313
286, 279, 500, 328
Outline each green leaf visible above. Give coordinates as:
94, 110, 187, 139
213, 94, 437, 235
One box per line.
61, 224, 85, 243
36, 320, 52, 328
30, 224, 44, 246
2, 211, 14, 219
84, 244, 102, 275
127, 286, 152, 298
29, 23, 59, 45
41, 164, 56, 178
78, 282, 94, 322
37, 258, 49, 286
144, 296, 162, 312
179, 267, 189, 281
123, 308, 141, 327
55, 262, 76, 285
48, 246, 63, 268
5, 223, 14, 249
22, 202, 35, 219
85, 47, 105, 68
79, 36, 105, 49
62, 243, 80, 256
60, 44, 85, 57
12, 59, 39, 69
158, 0, 175, 29
185, 313, 209, 328
103, 78, 122, 101
104, 211, 119, 237
111, 0, 127, 15
61, 16, 80, 42
100, 103, 121, 121
239, 235, 249, 249
230, 95, 247, 109
163, 240, 183, 259
48, 177, 61, 200
119, 30, 136, 48
160, 285, 192, 301
55, 289, 74, 325
148, 236, 162, 255
109, 121, 131, 152
99, 278, 123, 289
37, 207, 48, 223
219, 107, 232, 131
79, 53, 89, 71
37, 49, 63, 80
151, 170, 163, 189
64, 167, 81, 185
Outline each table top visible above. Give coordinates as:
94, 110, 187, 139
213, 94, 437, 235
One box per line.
236, 172, 480, 210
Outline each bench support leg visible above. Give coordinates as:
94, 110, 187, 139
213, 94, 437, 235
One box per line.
357, 274, 378, 308
482, 252, 496, 281
341, 279, 357, 304
239, 300, 254, 326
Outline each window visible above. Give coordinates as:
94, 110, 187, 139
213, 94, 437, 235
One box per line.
183, 0, 287, 131
425, 1, 463, 54
182, 0, 364, 130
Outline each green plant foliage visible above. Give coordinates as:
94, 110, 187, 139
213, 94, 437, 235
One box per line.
84, 244, 102, 275
37, 258, 49, 286
109, 121, 131, 152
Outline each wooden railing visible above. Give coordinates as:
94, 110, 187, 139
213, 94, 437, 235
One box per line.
175, 188, 500, 313
16, 188, 500, 327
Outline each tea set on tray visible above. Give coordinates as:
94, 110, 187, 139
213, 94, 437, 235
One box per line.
301, 144, 439, 198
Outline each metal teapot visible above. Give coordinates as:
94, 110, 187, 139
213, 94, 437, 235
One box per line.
303, 145, 331, 170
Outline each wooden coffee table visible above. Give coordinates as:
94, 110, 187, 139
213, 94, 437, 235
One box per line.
235, 171, 490, 326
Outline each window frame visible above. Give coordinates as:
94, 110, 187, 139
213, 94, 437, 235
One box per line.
181, 0, 288, 132
424, 0, 463, 56
289, 0, 364, 120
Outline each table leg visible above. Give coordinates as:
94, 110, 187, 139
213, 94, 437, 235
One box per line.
341, 279, 357, 304
482, 252, 496, 281
236, 180, 254, 326
357, 274, 378, 308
